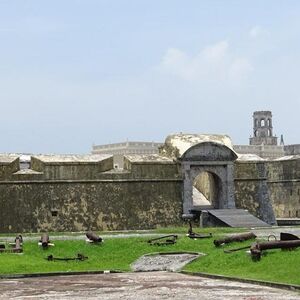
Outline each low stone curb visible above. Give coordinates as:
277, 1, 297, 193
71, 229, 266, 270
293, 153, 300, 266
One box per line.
0, 232, 167, 242
180, 271, 300, 292
0, 269, 123, 280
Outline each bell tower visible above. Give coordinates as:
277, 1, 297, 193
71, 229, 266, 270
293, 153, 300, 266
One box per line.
250, 111, 277, 145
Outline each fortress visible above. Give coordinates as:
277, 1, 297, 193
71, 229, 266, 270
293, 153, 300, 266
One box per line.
0, 111, 299, 233
93, 111, 300, 163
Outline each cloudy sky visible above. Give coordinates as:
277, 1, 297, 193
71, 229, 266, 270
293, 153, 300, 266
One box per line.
0, 1, 300, 153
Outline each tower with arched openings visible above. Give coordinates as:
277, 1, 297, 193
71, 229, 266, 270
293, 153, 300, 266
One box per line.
250, 111, 278, 146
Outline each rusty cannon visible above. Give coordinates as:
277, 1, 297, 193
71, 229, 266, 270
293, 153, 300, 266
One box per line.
214, 232, 256, 247
14, 234, 23, 244
46, 253, 88, 261
39, 233, 51, 249
224, 232, 300, 254
8, 235, 23, 247
148, 234, 178, 246
86, 231, 103, 243
14, 235, 23, 253
0, 235, 23, 253
251, 238, 300, 260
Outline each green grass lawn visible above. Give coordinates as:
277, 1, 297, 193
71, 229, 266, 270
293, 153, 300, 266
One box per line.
0, 228, 299, 286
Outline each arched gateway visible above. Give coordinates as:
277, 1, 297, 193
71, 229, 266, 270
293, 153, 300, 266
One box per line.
180, 142, 238, 214
160, 134, 238, 216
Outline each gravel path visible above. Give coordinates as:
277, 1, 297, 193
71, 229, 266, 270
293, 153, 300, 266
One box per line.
0, 272, 299, 300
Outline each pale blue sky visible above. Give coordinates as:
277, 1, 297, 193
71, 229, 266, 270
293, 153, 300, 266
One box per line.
0, 1, 300, 153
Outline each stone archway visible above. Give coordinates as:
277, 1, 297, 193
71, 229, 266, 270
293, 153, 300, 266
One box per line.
180, 142, 238, 215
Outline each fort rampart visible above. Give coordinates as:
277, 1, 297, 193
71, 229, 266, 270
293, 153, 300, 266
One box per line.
0, 155, 182, 233
234, 159, 300, 220
0, 150, 299, 232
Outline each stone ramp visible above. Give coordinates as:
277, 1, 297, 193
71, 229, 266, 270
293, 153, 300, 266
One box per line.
207, 209, 271, 228
192, 187, 212, 207
131, 252, 202, 272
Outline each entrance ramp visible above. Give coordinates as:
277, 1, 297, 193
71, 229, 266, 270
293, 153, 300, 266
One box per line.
192, 187, 212, 207
207, 209, 271, 228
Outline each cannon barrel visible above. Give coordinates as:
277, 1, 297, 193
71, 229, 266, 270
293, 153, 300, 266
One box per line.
214, 232, 256, 247
147, 234, 178, 246
147, 234, 178, 243
14, 236, 22, 251
15, 234, 23, 244
86, 231, 102, 243
41, 233, 50, 248
251, 239, 300, 260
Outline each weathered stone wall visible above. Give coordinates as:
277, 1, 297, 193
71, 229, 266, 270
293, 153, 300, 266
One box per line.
31, 156, 114, 180
123, 157, 180, 179
266, 159, 300, 181
0, 155, 183, 233
234, 161, 277, 225
0, 180, 182, 233
234, 158, 300, 221
284, 144, 300, 155
0, 157, 19, 180
1, 149, 299, 233
266, 159, 300, 218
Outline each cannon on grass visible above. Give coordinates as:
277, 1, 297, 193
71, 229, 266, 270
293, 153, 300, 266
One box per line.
0, 235, 23, 253
147, 234, 178, 246
214, 232, 256, 247
46, 253, 88, 261
250, 232, 300, 260
223, 232, 300, 256
13, 235, 23, 253
86, 231, 103, 243
38, 233, 54, 249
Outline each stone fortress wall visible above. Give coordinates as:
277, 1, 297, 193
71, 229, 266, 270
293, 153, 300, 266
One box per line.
0, 138, 299, 233
92, 112, 299, 161
0, 111, 299, 233
233, 111, 300, 220
284, 144, 300, 155
234, 158, 300, 220
0, 154, 182, 233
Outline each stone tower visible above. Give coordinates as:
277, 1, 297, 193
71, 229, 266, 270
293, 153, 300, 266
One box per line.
249, 111, 278, 145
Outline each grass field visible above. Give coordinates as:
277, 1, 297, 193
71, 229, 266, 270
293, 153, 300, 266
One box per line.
0, 228, 299, 286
